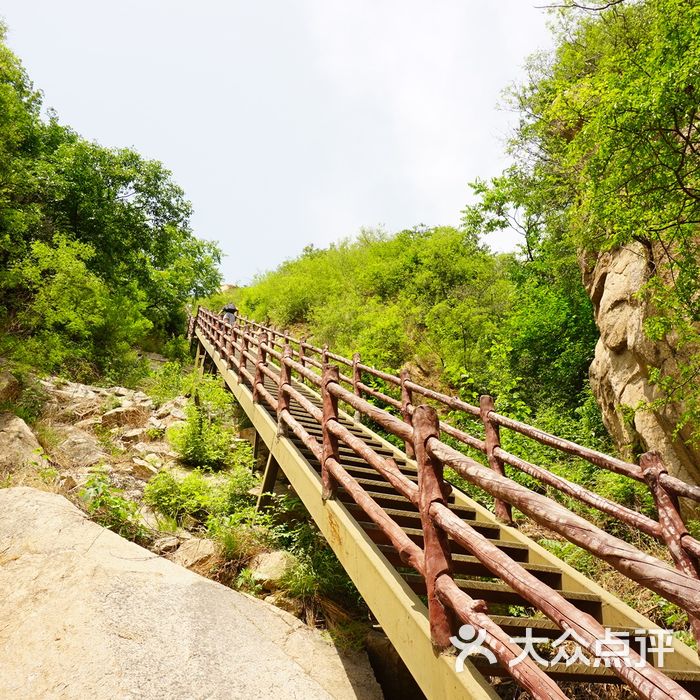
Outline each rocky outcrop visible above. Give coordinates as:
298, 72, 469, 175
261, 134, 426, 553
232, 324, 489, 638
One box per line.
583, 242, 700, 485
0, 487, 381, 700
0, 370, 20, 404
0, 413, 49, 474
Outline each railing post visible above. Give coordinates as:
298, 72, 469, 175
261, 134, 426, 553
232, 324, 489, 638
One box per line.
214, 318, 224, 352
277, 344, 292, 436
239, 326, 249, 377
253, 332, 267, 403
413, 404, 456, 649
322, 343, 329, 365
352, 352, 362, 421
400, 367, 415, 458
299, 337, 307, 385
321, 364, 340, 501
352, 353, 361, 398
480, 395, 513, 525
642, 451, 700, 648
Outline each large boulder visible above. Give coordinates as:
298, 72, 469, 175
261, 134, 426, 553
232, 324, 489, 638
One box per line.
583, 242, 700, 485
0, 413, 48, 474
0, 488, 381, 699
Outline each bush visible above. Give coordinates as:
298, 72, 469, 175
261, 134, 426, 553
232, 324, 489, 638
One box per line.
80, 469, 147, 542
166, 374, 246, 471
169, 406, 236, 470
144, 467, 257, 526
280, 520, 361, 610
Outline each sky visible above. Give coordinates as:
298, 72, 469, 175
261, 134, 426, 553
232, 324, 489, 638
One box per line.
1, 1, 555, 284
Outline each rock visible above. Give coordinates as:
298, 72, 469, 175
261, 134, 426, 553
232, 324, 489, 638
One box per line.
138, 504, 161, 531
264, 591, 304, 618
0, 371, 20, 404
132, 391, 153, 407
112, 386, 130, 396
101, 405, 149, 429
169, 537, 218, 570
155, 397, 188, 419
249, 550, 299, 591
54, 426, 106, 469
146, 417, 167, 432
60, 474, 78, 491
133, 441, 178, 458
129, 458, 159, 480
0, 487, 381, 699
583, 241, 700, 486
74, 416, 100, 430
0, 413, 49, 474
121, 427, 146, 443
168, 407, 187, 421
152, 535, 181, 554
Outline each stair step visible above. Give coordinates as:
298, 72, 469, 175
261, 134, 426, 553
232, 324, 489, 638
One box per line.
338, 488, 477, 518
402, 573, 602, 619
327, 463, 419, 483
374, 544, 562, 588
342, 502, 499, 539
360, 522, 529, 561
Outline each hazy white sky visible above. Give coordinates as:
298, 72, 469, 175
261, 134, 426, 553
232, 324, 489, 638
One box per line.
2, 1, 555, 284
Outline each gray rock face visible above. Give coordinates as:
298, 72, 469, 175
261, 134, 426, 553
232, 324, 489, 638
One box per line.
101, 405, 149, 428
583, 242, 700, 485
0, 488, 381, 700
0, 413, 48, 474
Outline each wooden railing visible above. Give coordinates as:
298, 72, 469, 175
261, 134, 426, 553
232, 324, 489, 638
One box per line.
191, 307, 700, 700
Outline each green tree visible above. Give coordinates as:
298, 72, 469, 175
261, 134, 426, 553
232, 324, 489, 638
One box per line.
0, 24, 222, 380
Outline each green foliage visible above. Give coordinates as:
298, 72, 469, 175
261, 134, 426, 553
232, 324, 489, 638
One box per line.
0, 27, 221, 384
208, 509, 275, 564
141, 361, 191, 407
232, 226, 509, 376
146, 369, 246, 471
143, 467, 256, 525
280, 520, 361, 609
167, 379, 247, 471
0, 368, 47, 424
80, 469, 147, 542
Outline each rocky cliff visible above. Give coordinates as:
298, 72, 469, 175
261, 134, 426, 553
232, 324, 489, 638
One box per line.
583, 241, 700, 485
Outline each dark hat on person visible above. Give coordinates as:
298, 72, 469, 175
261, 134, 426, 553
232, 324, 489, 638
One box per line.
223, 303, 238, 312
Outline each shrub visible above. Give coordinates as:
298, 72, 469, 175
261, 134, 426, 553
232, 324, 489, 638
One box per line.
165, 373, 241, 471
141, 362, 189, 407
168, 406, 236, 470
144, 466, 258, 526
80, 469, 147, 542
